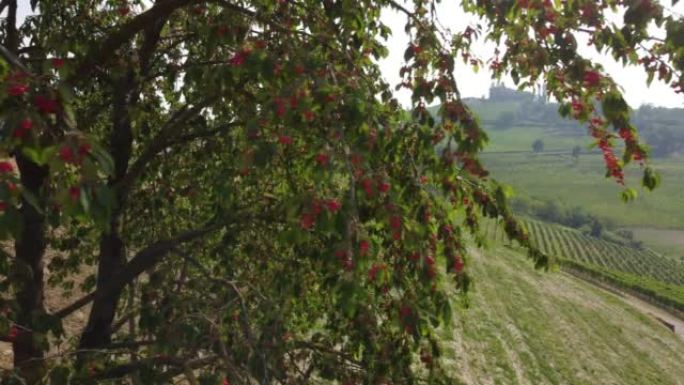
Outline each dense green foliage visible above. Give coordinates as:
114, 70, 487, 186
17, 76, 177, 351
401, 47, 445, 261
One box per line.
0, 0, 682, 384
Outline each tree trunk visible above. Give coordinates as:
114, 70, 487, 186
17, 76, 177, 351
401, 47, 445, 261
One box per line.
79, 15, 165, 352
5, 1, 49, 382
13, 154, 48, 384
78, 71, 134, 350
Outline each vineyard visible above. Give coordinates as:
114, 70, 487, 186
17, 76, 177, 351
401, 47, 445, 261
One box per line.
485, 218, 684, 311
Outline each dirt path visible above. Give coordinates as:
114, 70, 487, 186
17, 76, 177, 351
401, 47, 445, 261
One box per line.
562, 271, 684, 340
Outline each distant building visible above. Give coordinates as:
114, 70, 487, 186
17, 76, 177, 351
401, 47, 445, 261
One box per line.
488, 84, 534, 103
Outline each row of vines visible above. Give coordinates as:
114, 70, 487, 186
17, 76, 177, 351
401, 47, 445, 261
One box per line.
484, 218, 684, 309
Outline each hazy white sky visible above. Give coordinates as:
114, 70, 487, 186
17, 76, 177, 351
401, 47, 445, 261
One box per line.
10, 1, 684, 108
379, 1, 684, 108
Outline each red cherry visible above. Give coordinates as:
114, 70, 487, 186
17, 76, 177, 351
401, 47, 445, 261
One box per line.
350, 153, 363, 166
7, 326, 19, 342
324, 199, 341, 213
78, 143, 92, 156
59, 146, 75, 163
254, 40, 267, 49
0, 162, 14, 173
273, 63, 283, 76
454, 257, 464, 273
7, 83, 29, 97
425, 255, 435, 266
117, 6, 130, 16
274, 97, 286, 117
229, 50, 249, 66
311, 200, 322, 216
361, 178, 374, 196
359, 240, 370, 256
34, 95, 59, 115
216, 26, 228, 37
278, 135, 293, 145
14, 118, 32, 138
284, 97, 298, 111
368, 264, 384, 281
69, 186, 81, 202
583, 70, 600, 87
315, 153, 329, 166
389, 215, 402, 229
378, 181, 390, 193
51, 58, 65, 69
303, 110, 315, 121
0, 201, 7, 212
299, 213, 315, 230
20, 119, 32, 129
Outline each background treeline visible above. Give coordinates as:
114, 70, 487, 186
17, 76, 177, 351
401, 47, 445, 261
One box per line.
473, 86, 684, 158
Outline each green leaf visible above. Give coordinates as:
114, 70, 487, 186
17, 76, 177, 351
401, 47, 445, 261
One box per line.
403, 46, 414, 62
89, 142, 114, 176
620, 188, 638, 202
602, 92, 629, 122
21, 189, 44, 215
79, 186, 90, 214
49, 366, 71, 385
642, 167, 661, 190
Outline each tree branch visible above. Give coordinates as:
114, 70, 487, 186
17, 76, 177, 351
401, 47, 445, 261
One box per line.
115, 98, 219, 197
0, 44, 32, 74
69, 0, 195, 84
92, 354, 218, 380
53, 224, 221, 319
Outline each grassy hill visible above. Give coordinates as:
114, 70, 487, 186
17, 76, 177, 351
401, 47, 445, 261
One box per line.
443, 246, 684, 385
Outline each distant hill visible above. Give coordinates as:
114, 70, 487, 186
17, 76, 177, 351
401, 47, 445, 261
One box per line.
450, 85, 684, 158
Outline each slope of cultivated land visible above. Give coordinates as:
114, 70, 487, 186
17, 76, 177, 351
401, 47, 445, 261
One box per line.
441, 247, 684, 385
484, 218, 684, 311
519, 219, 684, 286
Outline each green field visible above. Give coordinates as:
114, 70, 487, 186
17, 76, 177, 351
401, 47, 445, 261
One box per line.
629, 227, 684, 257
481, 135, 684, 230
442, 246, 684, 385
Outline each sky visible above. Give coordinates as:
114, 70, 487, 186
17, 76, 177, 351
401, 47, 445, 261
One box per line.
378, 1, 684, 108
10, 1, 684, 109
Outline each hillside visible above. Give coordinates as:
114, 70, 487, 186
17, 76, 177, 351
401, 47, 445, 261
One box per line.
504, 218, 684, 312
444, 246, 684, 385
442, 88, 684, 259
